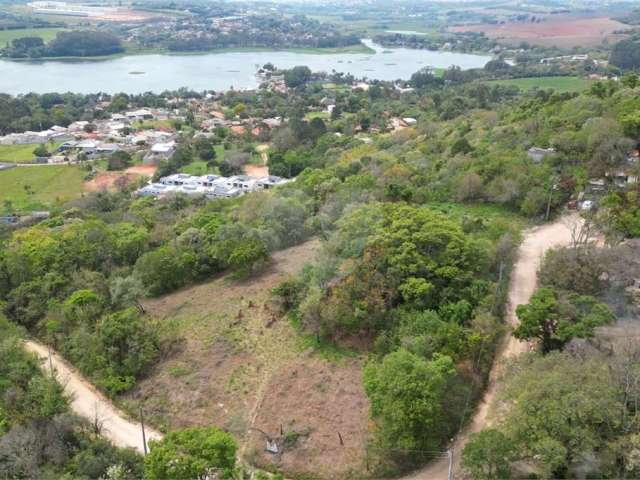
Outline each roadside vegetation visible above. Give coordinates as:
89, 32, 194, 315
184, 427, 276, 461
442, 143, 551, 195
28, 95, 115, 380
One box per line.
463, 239, 640, 479
0, 314, 144, 478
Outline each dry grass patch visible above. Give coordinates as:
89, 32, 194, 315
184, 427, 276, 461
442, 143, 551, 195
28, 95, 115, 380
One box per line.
122, 239, 371, 478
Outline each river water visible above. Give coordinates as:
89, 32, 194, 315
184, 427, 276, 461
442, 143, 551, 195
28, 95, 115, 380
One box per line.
0, 39, 491, 94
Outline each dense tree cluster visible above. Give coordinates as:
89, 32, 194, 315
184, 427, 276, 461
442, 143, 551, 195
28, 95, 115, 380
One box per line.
0, 90, 175, 135
145, 427, 237, 479
610, 38, 640, 70
374, 31, 496, 54
160, 14, 361, 52
6, 30, 124, 59
0, 316, 143, 478
275, 202, 517, 469
461, 239, 640, 479
1, 219, 159, 394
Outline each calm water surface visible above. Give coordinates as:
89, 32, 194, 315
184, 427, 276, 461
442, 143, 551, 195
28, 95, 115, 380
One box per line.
0, 40, 491, 94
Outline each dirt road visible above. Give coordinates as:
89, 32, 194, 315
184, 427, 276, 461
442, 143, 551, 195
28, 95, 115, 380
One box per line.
24, 340, 163, 454
400, 215, 579, 480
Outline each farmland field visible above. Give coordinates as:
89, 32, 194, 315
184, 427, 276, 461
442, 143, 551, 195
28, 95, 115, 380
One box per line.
0, 27, 65, 44
487, 76, 591, 93
0, 165, 85, 211
449, 15, 627, 48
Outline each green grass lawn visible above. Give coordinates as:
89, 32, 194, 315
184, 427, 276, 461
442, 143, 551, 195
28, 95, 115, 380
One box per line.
134, 119, 176, 131
487, 76, 591, 93
0, 165, 86, 212
179, 145, 225, 175
321, 82, 350, 92
304, 111, 330, 121
0, 143, 61, 164
180, 161, 211, 176
0, 27, 65, 44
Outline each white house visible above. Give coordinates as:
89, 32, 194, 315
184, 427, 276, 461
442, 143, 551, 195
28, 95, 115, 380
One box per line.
125, 109, 155, 121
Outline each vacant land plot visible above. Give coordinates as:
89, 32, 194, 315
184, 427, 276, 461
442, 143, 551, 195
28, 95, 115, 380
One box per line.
0, 165, 85, 211
179, 146, 225, 175
127, 239, 370, 479
488, 76, 590, 93
244, 358, 369, 479
84, 165, 156, 192
0, 27, 64, 44
0, 143, 60, 163
304, 111, 330, 121
450, 16, 627, 48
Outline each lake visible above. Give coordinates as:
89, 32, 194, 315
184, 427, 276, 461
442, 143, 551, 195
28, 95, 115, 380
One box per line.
0, 39, 491, 94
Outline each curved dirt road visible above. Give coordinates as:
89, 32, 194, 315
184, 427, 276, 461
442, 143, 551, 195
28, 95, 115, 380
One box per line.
400, 215, 579, 480
24, 340, 163, 454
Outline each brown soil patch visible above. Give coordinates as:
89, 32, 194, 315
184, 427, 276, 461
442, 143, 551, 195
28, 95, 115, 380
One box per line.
244, 145, 269, 178
450, 16, 628, 48
244, 164, 269, 178
84, 172, 138, 192
96, 9, 156, 22
245, 358, 369, 480
124, 239, 370, 478
84, 165, 156, 192
125, 165, 157, 176
141, 239, 320, 320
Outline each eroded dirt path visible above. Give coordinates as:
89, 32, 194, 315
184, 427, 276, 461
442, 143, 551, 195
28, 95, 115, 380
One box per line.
400, 214, 580, 480
24, 340, 163, 454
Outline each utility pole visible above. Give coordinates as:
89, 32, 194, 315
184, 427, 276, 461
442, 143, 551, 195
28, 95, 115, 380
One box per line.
545, 177, 557, 221
447, 448, 454, 480
48, 345, 54, 378
139, 406, 148, 455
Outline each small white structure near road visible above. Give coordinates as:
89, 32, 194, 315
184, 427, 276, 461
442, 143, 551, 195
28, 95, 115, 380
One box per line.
528, 147, 556, 163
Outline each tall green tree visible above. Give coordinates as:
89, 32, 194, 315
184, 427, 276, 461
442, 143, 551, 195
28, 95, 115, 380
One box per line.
145, 427, 236, 480
363, 349, 456, 463
462, 429, 514, 480
514, 288, 614, 353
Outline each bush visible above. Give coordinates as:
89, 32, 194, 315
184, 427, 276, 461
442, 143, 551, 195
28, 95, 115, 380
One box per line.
363, 349, 456, 465
145, 427, 237, 480
135, 246, 196, 296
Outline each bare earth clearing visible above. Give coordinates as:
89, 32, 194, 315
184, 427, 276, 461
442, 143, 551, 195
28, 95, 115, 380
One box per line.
84, 165, 157, 192
400, 214, 579, 480
128, 238, 370, 479
244, 144, 270, 178
450, 16, 627, 48
24, 340, 162, 454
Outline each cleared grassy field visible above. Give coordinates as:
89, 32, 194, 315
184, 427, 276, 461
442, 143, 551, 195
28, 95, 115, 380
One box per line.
0, 143, 61, 164
0, 144, 39, 163
179, 145, 225, 175
0, 165, 85, 211
133, 119, 176, 130
487, 76, 590, 93
0, 143, 60, 163
0, 27, 64, 44
304, 111, 330, 121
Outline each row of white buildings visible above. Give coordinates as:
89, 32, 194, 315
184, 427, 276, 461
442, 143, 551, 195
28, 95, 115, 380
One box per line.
136, 173, 290, 200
